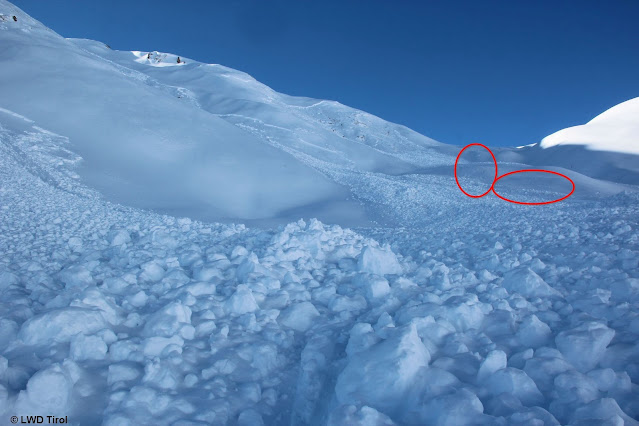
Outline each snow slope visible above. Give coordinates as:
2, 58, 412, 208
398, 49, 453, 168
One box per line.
1, 1, 639, 425
0, 2, 366, 225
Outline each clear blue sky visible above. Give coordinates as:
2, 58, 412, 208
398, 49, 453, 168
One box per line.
13, 0, 639, 147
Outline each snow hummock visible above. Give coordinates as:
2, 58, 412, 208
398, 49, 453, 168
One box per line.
541, 97, 639, 155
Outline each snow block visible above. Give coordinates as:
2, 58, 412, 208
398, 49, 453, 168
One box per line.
142, 335, 184, 357
477, 350, 507, 382
70, 334, 107, 361
501, 267, 561, 298
358, 245, 402, 275
415, 388, 485, 426
571, 398, 638, 425
18, 307, 107, 345
142, 302, 192, 338
328, 405, 397, 426
57, 265, 93, 288
107, 229, 131, 246
555, 321, 615, 373
610, 278, 639, 301
15, 364, 72, 414
279, 301, 320, 332
0, 271, 19, 290
484, 367, 544, 407
225, 284, 259, 315
335, 323, 430, 414
139, 260, 165, 282
516, 314, 552, 348
353, 273, 391, 301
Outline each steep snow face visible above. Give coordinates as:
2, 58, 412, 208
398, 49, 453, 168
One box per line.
540, 97, 639, 155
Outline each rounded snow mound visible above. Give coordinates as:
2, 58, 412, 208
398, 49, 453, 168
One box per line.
540, 97, 639, 155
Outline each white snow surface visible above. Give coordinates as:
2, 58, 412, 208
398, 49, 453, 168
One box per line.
541, 97, 639, 155
1, 2, 639, 425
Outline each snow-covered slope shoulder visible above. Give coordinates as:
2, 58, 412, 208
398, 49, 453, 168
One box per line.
511, 98, 639, 185
541, 97, 639, 155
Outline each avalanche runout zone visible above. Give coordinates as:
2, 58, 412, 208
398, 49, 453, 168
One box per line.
1, 115, 639, 426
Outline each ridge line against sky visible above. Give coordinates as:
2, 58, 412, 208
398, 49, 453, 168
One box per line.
11, 0, 639, 147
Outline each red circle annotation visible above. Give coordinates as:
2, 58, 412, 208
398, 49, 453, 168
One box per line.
454, 144, 575, 205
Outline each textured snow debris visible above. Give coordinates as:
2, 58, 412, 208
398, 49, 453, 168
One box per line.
484, 367, 544, 406
358, 245, 402, 275
335, 323, 430, 414
18, 307, 107, 345
555, 321, 615, 372
516, 314, 552, 348
279, 301, 320, 332
225, 284, 259, 315
70, 334, 107, 361
501, 267, 561, 298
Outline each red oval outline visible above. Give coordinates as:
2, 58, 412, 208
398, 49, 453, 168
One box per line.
454, 143, 498, 198
491, 169, 575, 205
